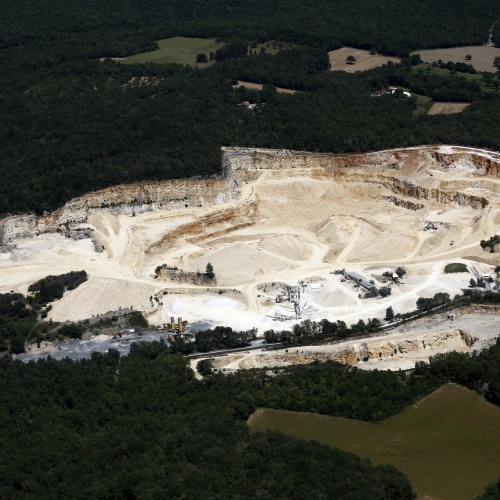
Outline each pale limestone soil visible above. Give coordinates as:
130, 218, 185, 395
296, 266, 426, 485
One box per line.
1, 145, 500, 336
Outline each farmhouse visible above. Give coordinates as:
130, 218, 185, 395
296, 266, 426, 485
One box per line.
371, 87, 411, 98
371, 87, 397, 97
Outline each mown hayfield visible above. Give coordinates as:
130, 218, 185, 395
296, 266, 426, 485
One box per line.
122, 37, 223, 66
329, 47, 400, 72
413, 46, 500, 73
428, 102, 471, 115
233, 81, 297, 94
248, 385, 500, 500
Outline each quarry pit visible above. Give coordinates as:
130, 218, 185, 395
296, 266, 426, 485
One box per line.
2, 145, 500, 368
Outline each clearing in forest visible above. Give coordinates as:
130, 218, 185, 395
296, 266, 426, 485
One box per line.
248, 384, 500, 500
328, 47, 400, 72
233, 81, 297, 94
413, 45, 500, 73
122, 37, 223, 66
427, 102, 470, 115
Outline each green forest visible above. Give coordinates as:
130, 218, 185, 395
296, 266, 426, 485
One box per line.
1, 0, 500, 215
1, 338, 500, 498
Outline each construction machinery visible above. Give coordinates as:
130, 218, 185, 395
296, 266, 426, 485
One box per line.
275, 281, 304, 304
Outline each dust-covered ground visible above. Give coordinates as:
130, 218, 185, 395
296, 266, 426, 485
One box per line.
2, 145, 500, 348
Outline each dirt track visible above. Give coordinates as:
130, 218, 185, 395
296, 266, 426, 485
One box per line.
1, 145, 500, 338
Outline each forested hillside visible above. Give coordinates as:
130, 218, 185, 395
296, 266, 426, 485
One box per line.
0, 345, 416, 499
2, 0, 496, 58
1, 0, 500, 215
4, 52, 500, 215
1, 338, 500, 498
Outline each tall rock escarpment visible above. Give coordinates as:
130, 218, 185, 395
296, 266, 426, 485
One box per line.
1, 145, 499, 244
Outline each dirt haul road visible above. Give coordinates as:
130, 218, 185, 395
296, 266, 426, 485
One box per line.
1, 145, 500, 344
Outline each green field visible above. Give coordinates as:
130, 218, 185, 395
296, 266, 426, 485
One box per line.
122, 37, 293, 66
411, 62, 496, 92
411, 91, 433, 115
122, 37, 224, 67
444, 263, 469, 273
249, 385, 500, 500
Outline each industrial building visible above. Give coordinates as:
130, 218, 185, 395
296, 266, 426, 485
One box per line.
347, 272, 376, 290
276, 283, 301, 304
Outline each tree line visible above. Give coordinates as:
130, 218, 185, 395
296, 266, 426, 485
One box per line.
170, 325, 256, 354
255, 337, 500, 420
1, 332, 500, 497
0, 344, 417, 499
3, 50, 500, 216
1, 0, 496, 61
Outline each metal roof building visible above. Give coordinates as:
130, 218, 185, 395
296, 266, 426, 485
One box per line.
347, 272, 376, 290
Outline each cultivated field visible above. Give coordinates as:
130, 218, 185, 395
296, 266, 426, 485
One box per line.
122, 37, 223, 67
328, 47, 400, 72
248, 385, 500, 500
413, 45, 500, 73
427, 102, 470, 115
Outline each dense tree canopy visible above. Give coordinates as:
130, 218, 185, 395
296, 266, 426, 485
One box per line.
3, 51, 500, 215
1, 336, 500, 497
0, 345, 417, 499
0, 0, 500, 215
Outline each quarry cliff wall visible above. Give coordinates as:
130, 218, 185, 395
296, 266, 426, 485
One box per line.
1, 145, 499, 244
0, 178, 236, 243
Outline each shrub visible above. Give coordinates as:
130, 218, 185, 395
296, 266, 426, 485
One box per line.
58, 324, 85, 339
444, 263, 468, 273
196, 359, 213, 376
127, 312, 148, 328
395, 267, 406, 278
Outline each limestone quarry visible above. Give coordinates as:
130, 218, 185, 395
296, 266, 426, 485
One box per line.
3, 145, 500, 368
201, 327, 478, 373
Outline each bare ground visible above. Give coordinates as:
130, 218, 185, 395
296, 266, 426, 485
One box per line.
2, 145, 500, 343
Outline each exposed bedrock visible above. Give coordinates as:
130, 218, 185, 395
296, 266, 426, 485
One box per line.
233, 328, 477, 370
238, 348, 358, 369
0, 178, 236, 243
382, 195, 425, 211
1, 146, 498, 244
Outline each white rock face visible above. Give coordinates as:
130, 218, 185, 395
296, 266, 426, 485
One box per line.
1, 145, 499, 244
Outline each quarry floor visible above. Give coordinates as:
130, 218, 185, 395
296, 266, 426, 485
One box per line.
2, 144, 500, 369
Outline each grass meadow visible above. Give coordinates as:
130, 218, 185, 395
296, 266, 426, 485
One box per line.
411, 62, 496, 92
121, 37, 295, 67
122, 37, 223, 67
248, 384, 500, 500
